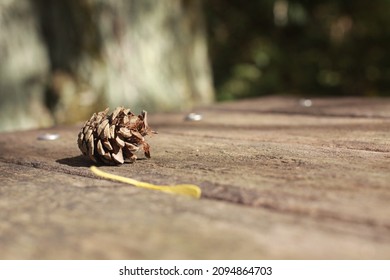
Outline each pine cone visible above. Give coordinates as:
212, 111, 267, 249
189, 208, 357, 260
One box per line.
77, 107, 155, 165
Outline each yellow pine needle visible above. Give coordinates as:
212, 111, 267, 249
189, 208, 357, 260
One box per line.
90, 166, 201, 199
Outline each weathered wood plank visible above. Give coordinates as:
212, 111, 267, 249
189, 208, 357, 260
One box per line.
0, 96, 389, 259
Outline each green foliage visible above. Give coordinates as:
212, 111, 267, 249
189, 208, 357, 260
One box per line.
205, 0, 390, 100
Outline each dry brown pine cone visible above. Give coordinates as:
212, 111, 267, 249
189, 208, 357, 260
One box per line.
77, 107, 155, 165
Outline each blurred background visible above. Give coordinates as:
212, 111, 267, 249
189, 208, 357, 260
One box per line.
1, 0, 389, 132
207, 0, 390, 100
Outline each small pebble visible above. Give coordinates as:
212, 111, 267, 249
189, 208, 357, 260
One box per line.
37, 133, 60, 141
299, 99, 313, 107
185, 113, 202, 121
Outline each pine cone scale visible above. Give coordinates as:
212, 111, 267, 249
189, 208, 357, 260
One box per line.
102, 138, 113, 150
96, 140, 105, 155
118, 127, 131, 138
111, 148, 124, 164
97, 119, 109, 136
115, 136, 125, 148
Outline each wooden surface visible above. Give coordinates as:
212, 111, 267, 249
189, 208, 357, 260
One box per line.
0, 96, 389, 259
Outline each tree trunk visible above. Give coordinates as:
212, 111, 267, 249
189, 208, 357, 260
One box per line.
0, 0, 214, 131
35, 0, 215, 125
0, 0, 52, 131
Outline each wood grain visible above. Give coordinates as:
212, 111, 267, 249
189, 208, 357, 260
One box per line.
0, 96, 389, 259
